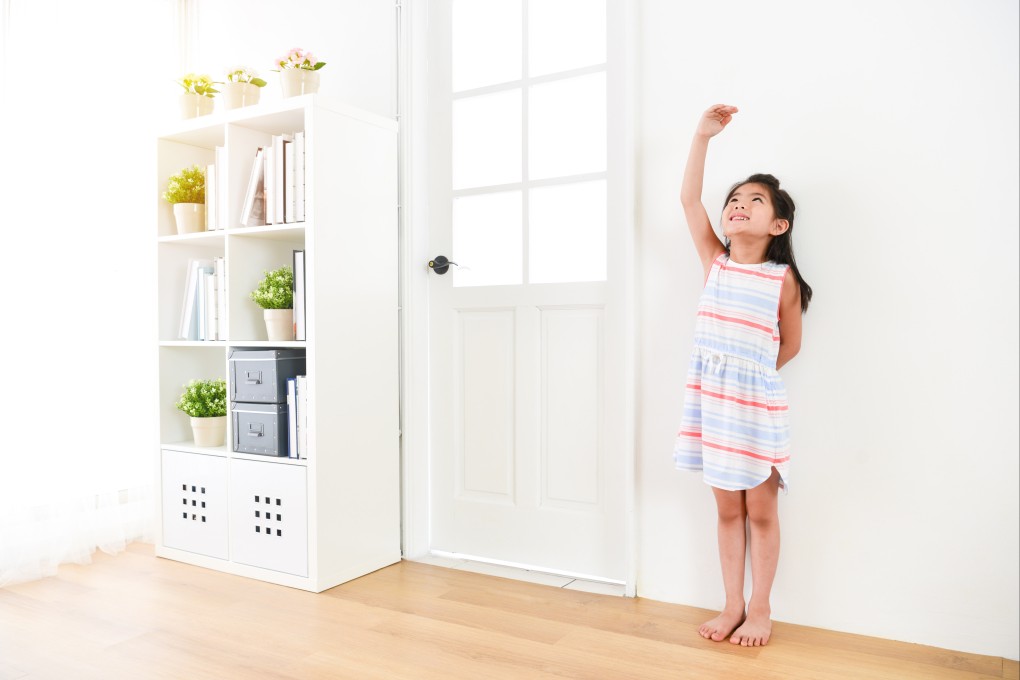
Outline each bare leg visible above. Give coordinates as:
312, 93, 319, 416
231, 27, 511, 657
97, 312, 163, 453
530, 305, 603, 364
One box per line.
699, 487, 747, 642
730, 467, 781, 646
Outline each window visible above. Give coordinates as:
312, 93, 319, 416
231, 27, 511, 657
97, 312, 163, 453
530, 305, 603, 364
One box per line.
450, 0, 608, 287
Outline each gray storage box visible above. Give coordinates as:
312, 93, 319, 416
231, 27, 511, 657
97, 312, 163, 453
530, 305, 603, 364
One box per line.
232, 402, 290, 457
229, 348, 306, 404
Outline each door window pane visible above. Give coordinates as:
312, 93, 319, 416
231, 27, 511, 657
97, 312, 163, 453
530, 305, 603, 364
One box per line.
529, 180, 606, 283
453, 191, 523, 287
529, 0, 606, 77
529, 73, 606, 181
453, 90, 522, 190
453, 0, 522, 92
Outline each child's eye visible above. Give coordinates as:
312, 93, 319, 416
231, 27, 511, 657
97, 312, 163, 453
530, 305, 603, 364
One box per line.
753, 197, 763, 203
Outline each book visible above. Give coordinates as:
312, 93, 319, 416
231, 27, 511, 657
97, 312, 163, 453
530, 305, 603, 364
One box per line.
240, 147, 266, 227
294, 131, 305, 222
286, 377, 298, 458
215, 146, 227, 229
205, 163, 217, 230
284, 138, 295, 223
214, 257, 226, 341
178, 258, 197, 339
295, 375, 308, 459
179, 259, 213, 340
264, 143, 274, 224
197, 268, 209, 340
293, 249, 306, 340
272, 133, 293, 224
206, 271, 218, 341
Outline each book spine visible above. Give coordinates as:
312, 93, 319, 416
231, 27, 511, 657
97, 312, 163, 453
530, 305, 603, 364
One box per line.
287, 377, 298, 459
215, 257, 226, 341
293, 249, 306, 341
205, 163, 217, 230
284, 138, 295, 224
264, 143, 275, 224
206, 273, 218, 342
240, 147, 264, 227
197, 269, 207, 340
294, 132, 305, 222
179, 259, 197, 339
296, 375, 308, 459
216, 146, 227, 229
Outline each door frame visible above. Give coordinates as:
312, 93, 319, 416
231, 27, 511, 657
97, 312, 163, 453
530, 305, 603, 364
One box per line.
397, 0, 638, 596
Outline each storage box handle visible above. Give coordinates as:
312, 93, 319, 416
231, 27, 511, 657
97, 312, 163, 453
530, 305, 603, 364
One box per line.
245, 370, 263, 385
247, 423, 264, 438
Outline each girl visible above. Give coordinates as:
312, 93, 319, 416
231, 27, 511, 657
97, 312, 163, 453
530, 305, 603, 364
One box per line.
673, 104, 812, 647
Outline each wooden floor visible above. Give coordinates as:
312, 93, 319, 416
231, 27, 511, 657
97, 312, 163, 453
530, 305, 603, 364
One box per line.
0, 543, 1015, 680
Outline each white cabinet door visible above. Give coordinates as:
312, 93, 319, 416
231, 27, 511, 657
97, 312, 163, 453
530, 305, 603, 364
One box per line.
228, 459, 308, 577
161, 450, 228, 560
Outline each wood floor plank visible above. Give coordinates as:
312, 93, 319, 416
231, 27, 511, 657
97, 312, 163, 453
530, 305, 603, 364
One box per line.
0, 543, 1013, 680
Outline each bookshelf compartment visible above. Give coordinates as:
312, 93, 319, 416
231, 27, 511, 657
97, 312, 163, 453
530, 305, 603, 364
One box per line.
227, 233, 305, 343
158, 240, 226, 342
158, 346, 227, 448
228, 458, 308, 577
157, 139, 219, 238
161, 449, 228, 559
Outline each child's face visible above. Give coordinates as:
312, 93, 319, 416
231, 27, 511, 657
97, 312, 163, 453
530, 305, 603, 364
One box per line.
721, 183, 788, 240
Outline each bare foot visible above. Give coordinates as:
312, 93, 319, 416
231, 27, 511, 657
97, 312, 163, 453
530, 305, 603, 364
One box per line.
699, 608, 745, 642
729, 611, 772, 646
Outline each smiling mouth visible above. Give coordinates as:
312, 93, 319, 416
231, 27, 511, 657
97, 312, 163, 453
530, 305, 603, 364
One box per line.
730, 215, 749, 221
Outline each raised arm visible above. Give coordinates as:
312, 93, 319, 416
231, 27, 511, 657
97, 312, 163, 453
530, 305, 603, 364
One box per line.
681, 105, 736, 277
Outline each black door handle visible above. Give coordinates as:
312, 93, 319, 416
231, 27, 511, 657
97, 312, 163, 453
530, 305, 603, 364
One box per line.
427, 255, 458, 275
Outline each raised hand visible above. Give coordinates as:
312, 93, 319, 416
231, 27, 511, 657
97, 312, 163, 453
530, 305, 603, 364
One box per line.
696, 104, 739, 138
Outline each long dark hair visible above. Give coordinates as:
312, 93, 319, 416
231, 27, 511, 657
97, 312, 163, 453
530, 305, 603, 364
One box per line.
724, 173, 813, 313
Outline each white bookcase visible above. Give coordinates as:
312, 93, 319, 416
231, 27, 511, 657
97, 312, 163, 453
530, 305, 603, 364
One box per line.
153, 95, 400, 592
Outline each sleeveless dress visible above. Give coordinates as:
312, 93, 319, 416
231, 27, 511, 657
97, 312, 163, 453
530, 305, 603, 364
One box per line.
674, 253, 791, 492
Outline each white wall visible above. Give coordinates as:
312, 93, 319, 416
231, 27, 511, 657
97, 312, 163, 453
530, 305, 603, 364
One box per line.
636, 0, 1019, 660
188, 0, 396, 119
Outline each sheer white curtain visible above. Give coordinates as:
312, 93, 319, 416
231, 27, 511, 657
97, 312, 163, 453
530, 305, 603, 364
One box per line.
0, 0, 177, 586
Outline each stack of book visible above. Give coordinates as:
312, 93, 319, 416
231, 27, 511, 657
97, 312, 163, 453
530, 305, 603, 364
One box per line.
240, 131, 306, 227
286, 375, 309, 459
178, 257, 225, 341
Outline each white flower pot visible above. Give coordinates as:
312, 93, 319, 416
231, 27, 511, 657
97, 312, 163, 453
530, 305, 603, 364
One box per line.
264, 308, 294, 341
180, 92, 215, 119
222, 82, 261, 110
173, 203, 206, 234
191, 415, 226, 448
279, 68, 320, 98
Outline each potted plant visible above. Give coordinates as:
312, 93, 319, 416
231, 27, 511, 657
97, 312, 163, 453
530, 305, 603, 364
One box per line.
162, 164, 206, 234
274, 48, 326, 98
177, 73, 220, 119
250, 265, 294, 340
222, 66, 267, 110
175, 378, 228, 447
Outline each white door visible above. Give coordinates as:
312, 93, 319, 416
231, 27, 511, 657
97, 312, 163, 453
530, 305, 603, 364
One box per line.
425, 0, 629, 581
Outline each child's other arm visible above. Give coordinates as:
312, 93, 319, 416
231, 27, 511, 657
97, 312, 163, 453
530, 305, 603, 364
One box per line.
776, 269, 802, 370
681, 105, 735, 278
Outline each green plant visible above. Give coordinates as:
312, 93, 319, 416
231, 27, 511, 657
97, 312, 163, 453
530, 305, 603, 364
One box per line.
250, 266, 294, 309
275, 47, 326, 71
176, 73, 220, 97
175, 378, 227, 418
226, 66, 267, 87
162, 165, 205, 204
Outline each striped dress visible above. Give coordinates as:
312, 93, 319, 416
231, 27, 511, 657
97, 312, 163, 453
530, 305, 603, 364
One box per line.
674, 253, 791, 491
